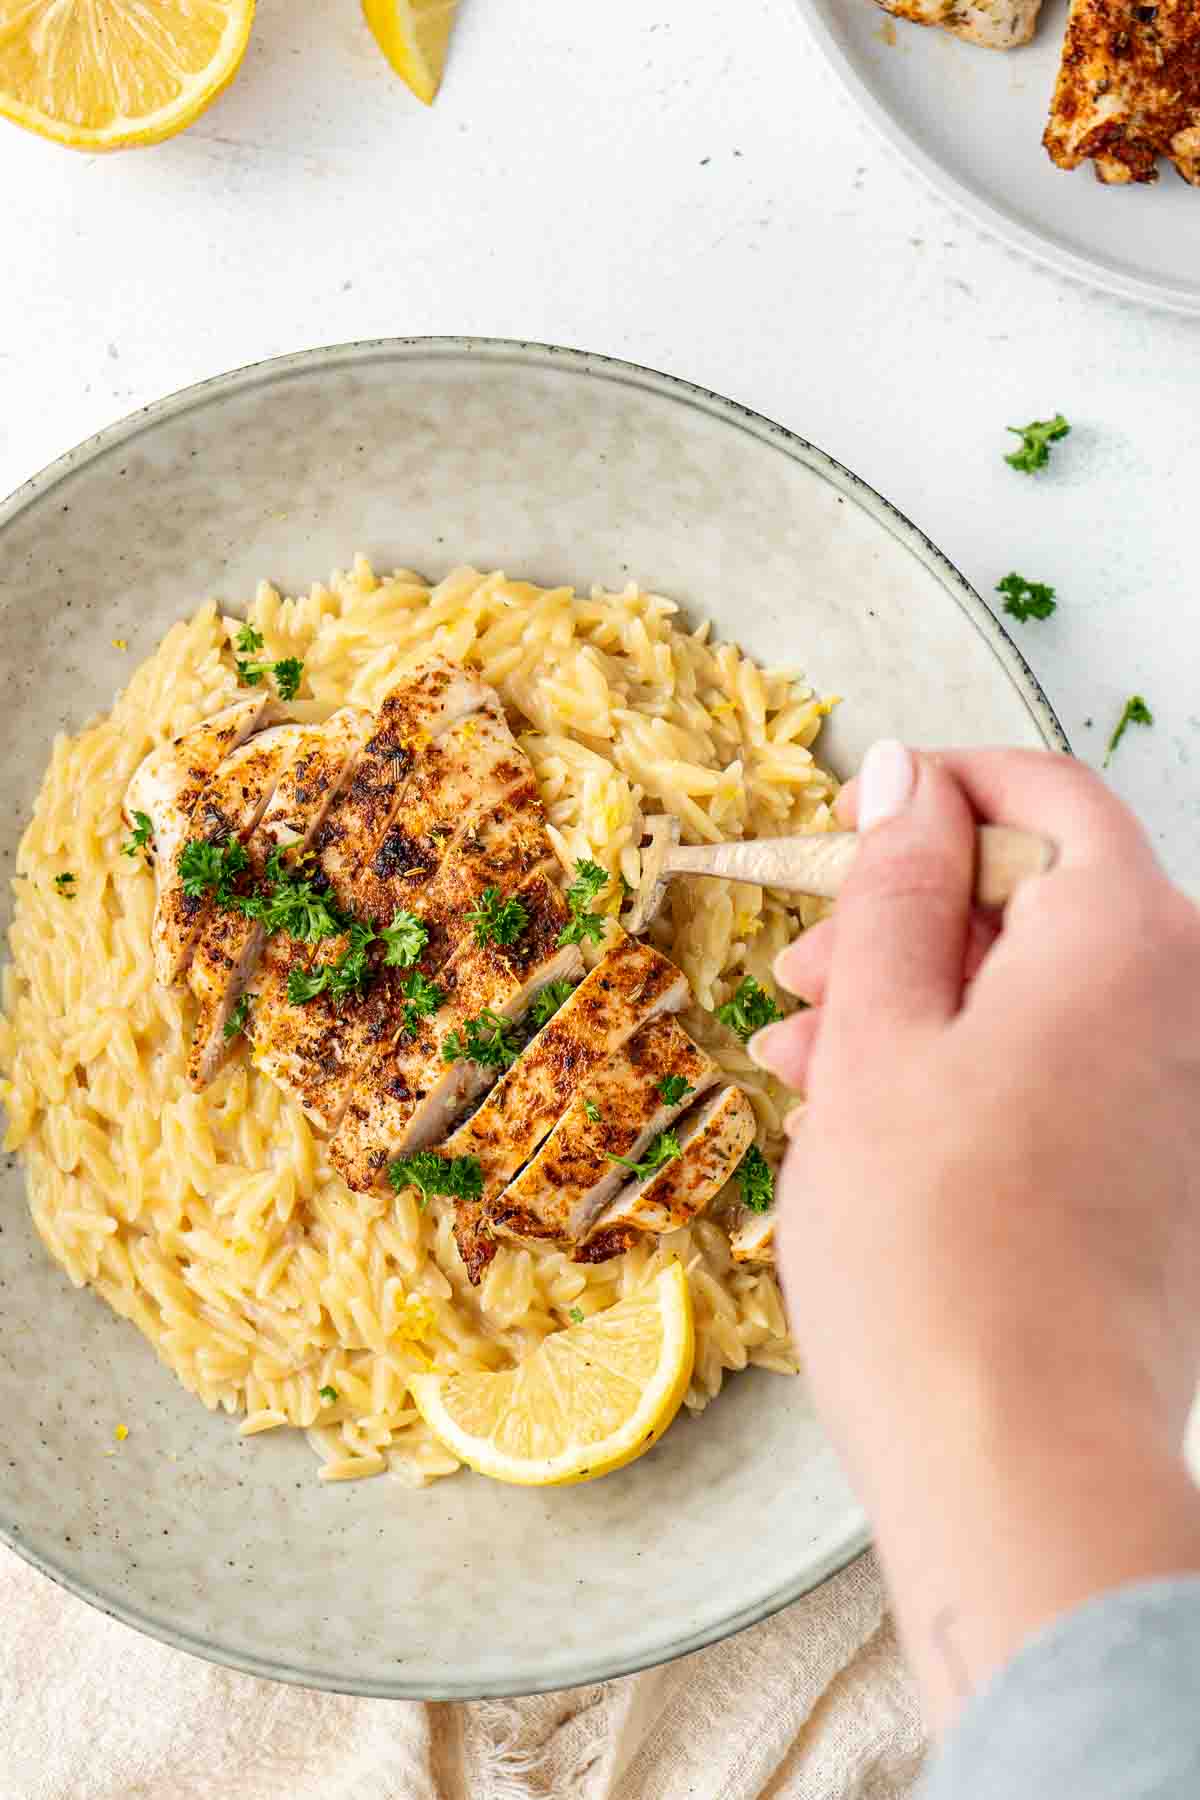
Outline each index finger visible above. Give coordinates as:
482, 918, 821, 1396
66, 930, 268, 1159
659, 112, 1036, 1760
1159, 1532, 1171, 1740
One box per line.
836, 749, 1157, 873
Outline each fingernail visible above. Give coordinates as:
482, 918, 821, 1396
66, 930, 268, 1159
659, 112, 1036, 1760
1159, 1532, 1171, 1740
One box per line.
747, 1020, 792, 1073
858, 739, 915, 831
772, 943, 806, 995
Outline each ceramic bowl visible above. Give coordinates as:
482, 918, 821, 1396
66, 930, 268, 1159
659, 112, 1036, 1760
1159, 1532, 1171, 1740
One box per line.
0, 340, 1065, 1696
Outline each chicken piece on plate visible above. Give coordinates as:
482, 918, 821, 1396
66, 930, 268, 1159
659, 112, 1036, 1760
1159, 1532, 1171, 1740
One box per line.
247, 714, 557, 1131
728, 1202, 776, 1267
150, 717, 300, 987
1044, 0, 1200, 185
186, 707, 371, 1089
872, 0, 1043, 50
314, 655, 490, 905
329, 871, 580, 1189
578, 1084, 757, 1263
125, 695, 274, 982
446, 937, 690, 1282
491, 1016, 719, 1245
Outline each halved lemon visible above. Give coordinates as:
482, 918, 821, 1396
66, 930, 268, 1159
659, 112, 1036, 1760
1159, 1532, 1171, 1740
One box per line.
410, 1263, 695, 1486
362, 0, 458, 106
0, 0, 255, 152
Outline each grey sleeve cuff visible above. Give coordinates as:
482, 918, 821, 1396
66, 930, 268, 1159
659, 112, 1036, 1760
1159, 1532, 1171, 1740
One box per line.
920, 1575, 1200, 1800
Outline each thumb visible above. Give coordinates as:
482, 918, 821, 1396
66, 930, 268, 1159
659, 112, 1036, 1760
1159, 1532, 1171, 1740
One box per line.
824, 741, 976, 1045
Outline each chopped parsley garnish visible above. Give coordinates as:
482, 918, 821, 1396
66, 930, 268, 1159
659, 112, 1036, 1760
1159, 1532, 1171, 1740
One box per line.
53, 871, 76, 897
525, 978, 575, 1033
996, 573, 1057, 623
605, 1129, 681, 1180
178, 838, 250, 905
582, 1097, 601, 1123
236, 654, 304, 701
244, 871, 348, 941
1005, 413, 1070, 474
465, 885, 529, 947
318, 1385, 339, 1404
657, 1074, 695, 1107
557, 858, 610, 947
387, 1150, 484, 1207
379, 909, 429, 968
1104, 694, 1154, 767
235, 622, 264, 654
398, 969, 445, 1033
121, 811, 154, 858
442, 1008, 522, 1071
287, 923, 376, 1006
736, 1144, 774, 1214
568, 1306, 584, 1325
715, 975, 783, 1041
223, 993, 252, 1041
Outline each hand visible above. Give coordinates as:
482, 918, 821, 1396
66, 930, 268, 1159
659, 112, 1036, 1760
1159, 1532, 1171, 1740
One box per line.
752, 743, 1200, 1729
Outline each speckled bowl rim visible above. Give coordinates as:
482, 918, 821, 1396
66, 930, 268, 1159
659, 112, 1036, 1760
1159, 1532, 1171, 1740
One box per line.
0, 337, 1068, 1696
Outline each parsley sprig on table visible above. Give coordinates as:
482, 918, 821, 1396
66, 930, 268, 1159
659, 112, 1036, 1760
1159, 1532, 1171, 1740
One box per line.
1104, 695, 1154, 767
466, 885, 529, 948
387, 1151, 484, 1208
1005, 413, 1070, 474
557, 859, 610, 947
122, 811, 154, 858
996, 573, 1057, 623
605, 1129, 681, 1180
715, 976, 782, 1041
735, 1145, 774, 1214
442, 1008, 523, 1071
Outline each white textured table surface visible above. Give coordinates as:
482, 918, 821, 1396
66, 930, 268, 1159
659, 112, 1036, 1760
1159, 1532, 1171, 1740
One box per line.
0, 0, 1196, 874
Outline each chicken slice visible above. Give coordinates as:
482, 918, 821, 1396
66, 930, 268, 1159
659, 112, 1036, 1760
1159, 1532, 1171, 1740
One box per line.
125, 695, 274, 980
578, 1085, 757, 1262
446, 937, 690, 1281
1044, 0, 1200, 185
151, 719, 300, 987
247, 729, 558, 1130
329, 872, 580, 1189
492, 1017, 719, 1244
314, 655, 490, 905
872, 0, 1042, 49
186, 708, 371, 1089
728, 1203, 776, 1267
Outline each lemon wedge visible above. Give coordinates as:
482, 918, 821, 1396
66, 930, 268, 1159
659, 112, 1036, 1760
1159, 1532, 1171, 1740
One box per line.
410, 1263, 695, 1486
0, 0, 255, 152
362, 0, 458, 105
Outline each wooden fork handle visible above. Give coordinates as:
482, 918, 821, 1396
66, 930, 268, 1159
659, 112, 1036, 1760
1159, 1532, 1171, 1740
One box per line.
663, 825, 1055, 908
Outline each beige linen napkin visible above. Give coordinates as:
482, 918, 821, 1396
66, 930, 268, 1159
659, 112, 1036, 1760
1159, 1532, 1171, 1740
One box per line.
0, 1544, 923, 1799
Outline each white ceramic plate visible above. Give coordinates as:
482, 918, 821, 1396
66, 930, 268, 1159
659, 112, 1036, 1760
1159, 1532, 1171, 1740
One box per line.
800, 0, 1200, 314
0, 340, 1064, 1697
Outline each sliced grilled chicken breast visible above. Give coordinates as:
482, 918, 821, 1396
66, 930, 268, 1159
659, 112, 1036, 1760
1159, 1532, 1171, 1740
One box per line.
579, 1084, 757, 1261
186, 708, 371, 1089
1044, 0, 1200, 185
874, 0, 1042, 48
314, 655, 489, 904
329, 872, 579, 1189
350, 698, 530, 926
151, 718, 299, 987
729, 1203, 776, 1266
492, 1017, 718, 1244
446, 937, 690, 1281
125, 695, 273, 978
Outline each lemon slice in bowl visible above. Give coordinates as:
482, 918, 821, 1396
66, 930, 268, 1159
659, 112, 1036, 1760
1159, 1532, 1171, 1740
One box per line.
0, 0, 255, 152
410, 1263, 695, 1486
362, 0, 458, 106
